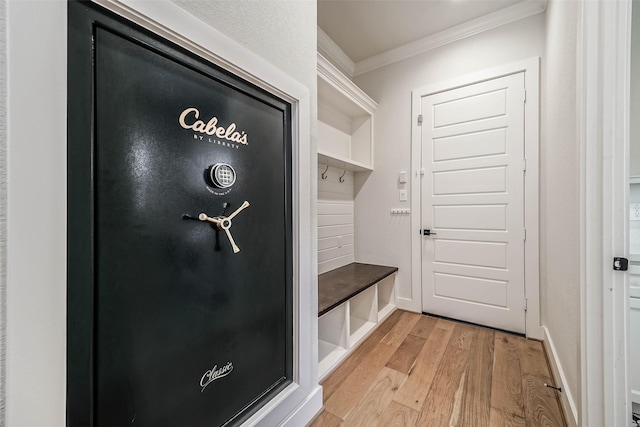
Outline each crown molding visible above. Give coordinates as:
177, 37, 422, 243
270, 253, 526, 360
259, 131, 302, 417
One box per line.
317, 53, 378, 113
317, 26, 355, 78
353, 0, 547, 76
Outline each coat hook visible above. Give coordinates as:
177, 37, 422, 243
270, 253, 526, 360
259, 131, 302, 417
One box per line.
321, 164, 329, 180
339, 170, 346, 183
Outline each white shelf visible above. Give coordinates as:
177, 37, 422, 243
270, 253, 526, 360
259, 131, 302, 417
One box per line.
318, 150, 373, 173
377, 275, 396, 321
318, 339, 348, 375
317, 268, 397, 380
350, 318, 376, 345
318, 303, 349, 378
348, 286, 377, 346
318, 53, 377, 172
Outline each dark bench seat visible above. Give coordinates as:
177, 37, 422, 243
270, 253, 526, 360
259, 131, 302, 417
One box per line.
318, 262, 398, 316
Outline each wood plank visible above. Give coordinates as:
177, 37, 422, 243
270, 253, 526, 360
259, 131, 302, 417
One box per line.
489, 332, 526, 426
341, 367, 406, 427
323, 342, 397, 419
518, 339, 566, 427
393, 326, 453, 411
377, 401, 419, 427
386, 334, 427, 374
408, 315, 438, 339
380, 311, 421, 347
318, 263, 398, 315
321, 309, 403, 400
308, 410, 343, 427
318, 314, 566, 427
435, 318, 457, 331
519, 338, 553, 380
449, 369, 467, 426
414, 324, 475, 426
458, 327, 495, 427
521, 373, 566, 427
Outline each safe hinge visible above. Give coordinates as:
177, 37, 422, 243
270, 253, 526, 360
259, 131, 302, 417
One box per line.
523, 297, 528, 312
418, 114, 423, 125
522, 159, 527, 172
523, 228, 527, 241
524, 90, 527, 103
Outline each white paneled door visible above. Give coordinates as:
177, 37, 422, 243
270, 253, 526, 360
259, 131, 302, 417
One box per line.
420, 73, 526, 334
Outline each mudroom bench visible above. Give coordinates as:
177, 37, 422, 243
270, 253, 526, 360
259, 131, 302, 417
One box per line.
317, 262, 398, 379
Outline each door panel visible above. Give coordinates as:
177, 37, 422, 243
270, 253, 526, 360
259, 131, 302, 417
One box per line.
433, 166, 507, 195
433, 204, 507, 230
434, 240, 507, 268
421, 73, 526, 333
433, 273, 508, 307
432, 88, 507, 127
433, 128, 507, 161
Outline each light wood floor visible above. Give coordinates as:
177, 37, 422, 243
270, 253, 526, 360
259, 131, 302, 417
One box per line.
310, 310, 566, 427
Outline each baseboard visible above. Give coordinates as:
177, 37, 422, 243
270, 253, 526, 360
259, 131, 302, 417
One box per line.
542, 326, 578, 427
281, 385, 323, 427
396, 296, 421, 313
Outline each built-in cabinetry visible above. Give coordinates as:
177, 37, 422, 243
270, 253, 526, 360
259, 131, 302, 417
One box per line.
317, 53, 377, 172
317, 55, 393, 380
318, 263, 398, 379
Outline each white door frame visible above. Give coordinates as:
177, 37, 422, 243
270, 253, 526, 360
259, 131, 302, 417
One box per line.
580, 1, 631, 426
410, 57, 541, 339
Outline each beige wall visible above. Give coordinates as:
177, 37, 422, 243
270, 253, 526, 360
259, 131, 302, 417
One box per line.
353, 12, 545, 305
3, 1, 316, 425
0, 0, 6, 421
353, 3, 581, 417
632, 0, 640, 177
541, 0, 581, 418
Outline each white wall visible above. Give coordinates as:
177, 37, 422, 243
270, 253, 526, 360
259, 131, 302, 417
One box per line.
632, 0, 640, 177
353, 4, 582, 420
3, 1, 317, 426
541, 0, 581, 421
0, 0, 6, 421
353, 12, 546, 309
6, 3, 68, 425
318, 165, 355, 274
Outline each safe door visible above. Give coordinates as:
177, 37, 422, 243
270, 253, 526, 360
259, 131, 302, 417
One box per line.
67, 3, 293, 426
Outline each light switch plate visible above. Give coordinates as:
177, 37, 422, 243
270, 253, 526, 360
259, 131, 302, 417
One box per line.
399, 171, 407, 184
399, 190, 407, 201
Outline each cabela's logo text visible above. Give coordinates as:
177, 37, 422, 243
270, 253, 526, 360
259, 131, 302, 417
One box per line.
179, 107, 248, 145
200, 361, 234, 392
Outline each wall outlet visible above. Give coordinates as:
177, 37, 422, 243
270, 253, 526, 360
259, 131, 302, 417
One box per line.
631, 204, 640, 221
390, 208, 410, 215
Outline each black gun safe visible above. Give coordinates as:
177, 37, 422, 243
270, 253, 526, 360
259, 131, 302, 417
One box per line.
67, 3, 293, 426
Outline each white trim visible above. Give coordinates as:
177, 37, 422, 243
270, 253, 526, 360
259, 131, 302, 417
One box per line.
580, 1, 631, 426
317, 26, 355, 78
396, 296, 420, 313
353, 0, 547, 77
410, 58, 541, 338
317, 53, 378, 114
542, 326, 578, 427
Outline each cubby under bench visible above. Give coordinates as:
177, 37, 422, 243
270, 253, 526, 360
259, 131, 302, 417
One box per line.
317, 262, 398, 379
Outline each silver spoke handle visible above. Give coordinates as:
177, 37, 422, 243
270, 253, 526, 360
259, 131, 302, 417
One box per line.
198, 201, 250, 254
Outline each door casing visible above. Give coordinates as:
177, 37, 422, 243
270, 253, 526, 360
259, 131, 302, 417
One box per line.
410, 57, 541, 339
419, 72, 527, 334
580, 1, 631, 426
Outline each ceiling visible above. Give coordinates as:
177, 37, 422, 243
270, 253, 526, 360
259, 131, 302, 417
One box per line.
317, 0, 527, 63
